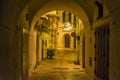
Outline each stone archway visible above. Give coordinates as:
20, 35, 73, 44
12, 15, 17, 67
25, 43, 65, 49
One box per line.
29, 0, 91, 31
1, 0, 120, 80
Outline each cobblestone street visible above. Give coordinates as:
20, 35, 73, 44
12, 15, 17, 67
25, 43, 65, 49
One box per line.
29, 50, 93, 80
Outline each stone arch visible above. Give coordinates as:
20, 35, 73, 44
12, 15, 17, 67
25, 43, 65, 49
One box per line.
16, 0, 120, 79
1, 0, 118, 30
29, 0, 91, 31
17, 0, 120, 32
1, 0, 120, 80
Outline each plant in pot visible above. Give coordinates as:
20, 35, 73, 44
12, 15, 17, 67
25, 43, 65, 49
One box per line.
47, 45, 55, 59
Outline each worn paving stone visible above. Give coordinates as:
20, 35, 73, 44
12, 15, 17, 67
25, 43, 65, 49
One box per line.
29, 50, 93, 80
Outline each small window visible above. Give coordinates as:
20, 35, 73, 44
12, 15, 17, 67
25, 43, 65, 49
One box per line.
74, 16, 76, 27
57, 32, 59, 35
74, 15, 76, 22
26, 14, 29, 21
98, 4, 103, 19
62, 12, 65, 23
89, 57, 92, 66
95, 1, 103, 19
90, 38, 92, 43
68, 13, 71, 23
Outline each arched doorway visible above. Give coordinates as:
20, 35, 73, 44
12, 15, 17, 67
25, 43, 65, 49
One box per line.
64, 34, 70, 48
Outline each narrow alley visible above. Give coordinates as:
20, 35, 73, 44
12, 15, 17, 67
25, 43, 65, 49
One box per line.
29, 50, 92, 80
1, 0, 120, 80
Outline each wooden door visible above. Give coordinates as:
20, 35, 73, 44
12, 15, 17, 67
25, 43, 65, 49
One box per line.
95, 24, 109, 80
65, 34, 70, 48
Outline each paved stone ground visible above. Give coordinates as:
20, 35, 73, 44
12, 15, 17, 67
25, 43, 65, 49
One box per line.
29, 50, 93, 80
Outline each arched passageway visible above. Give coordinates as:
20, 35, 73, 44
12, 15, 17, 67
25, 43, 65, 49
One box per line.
28, 10, 88, 80
0, 0, 120, 80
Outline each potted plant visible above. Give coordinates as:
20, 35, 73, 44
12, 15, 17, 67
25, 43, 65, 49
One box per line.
47, 45, 55, 59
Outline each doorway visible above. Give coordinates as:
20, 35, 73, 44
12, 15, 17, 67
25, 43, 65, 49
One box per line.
42, 40, 44, 60
36, 34, 39, 67
95, 24, 109, 80
64, 34, 70, 48
82, 35, 85, 68
74, 37, 76, 49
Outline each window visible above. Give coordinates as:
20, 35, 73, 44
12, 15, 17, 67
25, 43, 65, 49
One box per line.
89, 57, 92, 66
95, 1, 103, 19
62, 12, 65, 23
74, 16, 76, 27
98, 4, 103, 19
68, 13, 71, 23
26, 14, 29, 21
74, 15, 76, 22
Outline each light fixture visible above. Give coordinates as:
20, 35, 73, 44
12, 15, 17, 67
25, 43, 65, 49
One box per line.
63, 22, 72, 31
